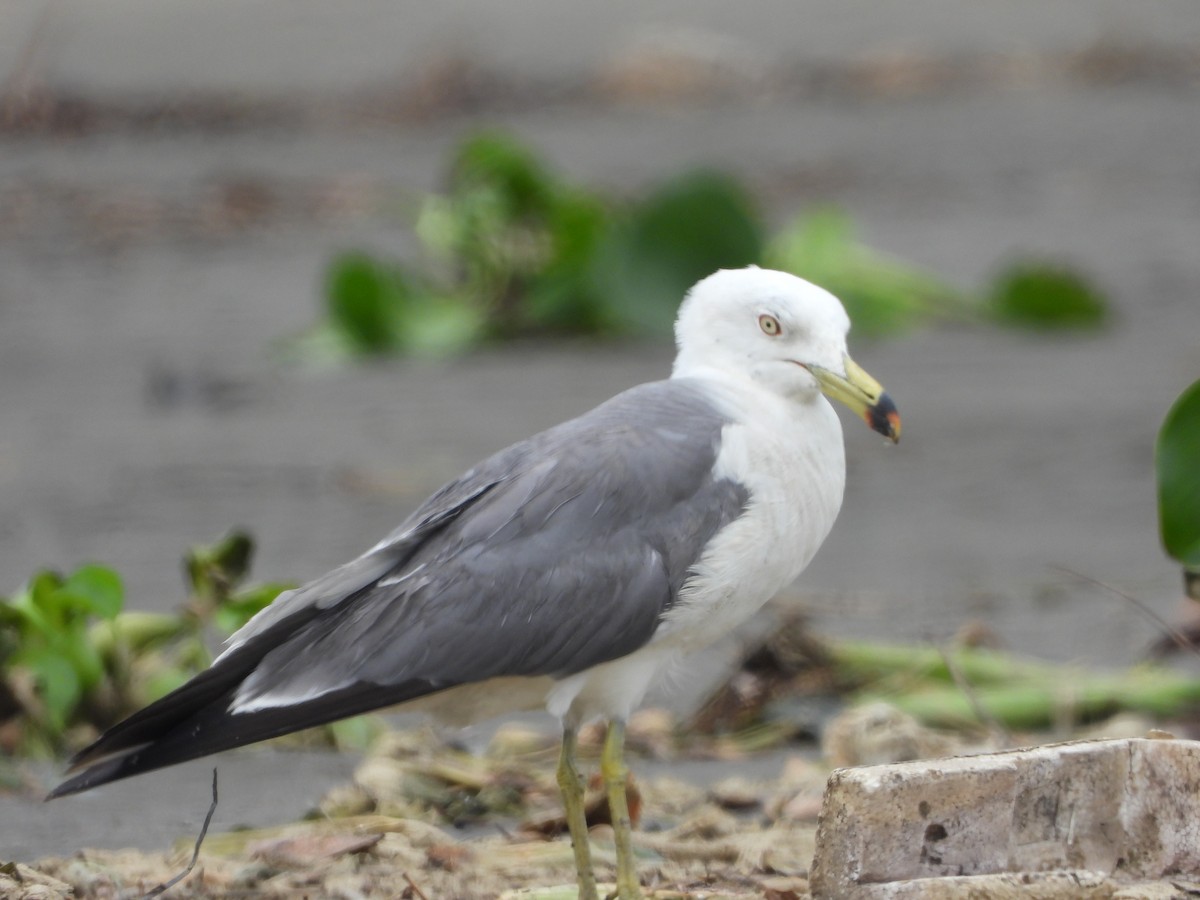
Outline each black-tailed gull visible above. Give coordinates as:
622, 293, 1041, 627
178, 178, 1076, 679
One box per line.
51, 266, 900, 900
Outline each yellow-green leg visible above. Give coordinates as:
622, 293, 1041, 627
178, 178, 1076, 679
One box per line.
601, 719, 643, 900
557, 725, 599, 900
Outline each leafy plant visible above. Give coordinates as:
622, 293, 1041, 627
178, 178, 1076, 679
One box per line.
299, 133, 610, 360
422, 132, 613, 336
0, 566, 124, 753
297, 132, 1112, 359
1157, 379, 1200, 600
183, 529, 293, 634
594, 170, 764, 337
0, 532, 343, 758
311, 252, 488, 359
293, 135, 765, 355
324, 254, 413, 355
832, 639, 1200, 731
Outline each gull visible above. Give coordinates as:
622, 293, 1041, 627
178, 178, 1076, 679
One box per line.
50, 266, 899, 899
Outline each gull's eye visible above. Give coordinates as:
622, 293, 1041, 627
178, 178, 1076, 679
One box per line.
758, 314, 782, 336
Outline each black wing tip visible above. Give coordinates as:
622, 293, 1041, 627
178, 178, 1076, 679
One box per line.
45, 779, 80, 801
46, 755, 131, 800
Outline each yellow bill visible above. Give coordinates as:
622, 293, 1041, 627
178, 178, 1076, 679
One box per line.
808, 356, 901, 443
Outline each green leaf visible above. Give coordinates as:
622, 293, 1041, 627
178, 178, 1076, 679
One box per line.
1157, 379, 1200, 596
402, 295, 489, 356
17, 649, 81, 731
326, 715, 385, 752
987, 262, 1109, 330
186, 530, 256, 599
88, 610, 192, 656
414, 195, 463, 263
209, 531, 255, 585
325, 253, 409, 354
62, 565, 124, 619
214, 581, 292, 635
600, 170, 764, 335
765, 208, 966, 337
61, 622, 106, 691
141, 665, 193, 704
20, 570, 67, 626
0, 610, 19, 669
450, 132, 559, 217
0, 591, 33, 640
519, 196, 614, 334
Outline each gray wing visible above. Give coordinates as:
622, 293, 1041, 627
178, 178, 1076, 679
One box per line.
49, 378, 748, 796
232, 378, 748, 709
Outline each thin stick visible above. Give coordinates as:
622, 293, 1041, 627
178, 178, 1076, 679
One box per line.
1054, 565, 1199, 658
141, 768, 219, 898
939, 644, 1013, 746
402, 872, 430, 900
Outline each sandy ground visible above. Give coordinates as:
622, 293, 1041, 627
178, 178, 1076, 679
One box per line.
2, 0, 1199, 866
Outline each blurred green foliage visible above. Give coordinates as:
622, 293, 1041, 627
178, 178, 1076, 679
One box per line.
986, 262, 1109, 330
298, 132, 1112, 359
0, 532, 378, 759
184, 529, 292, 636
0, 566, 123, 748
1157, 379, 1200, 600
764, 207, 971, 337
300, 135, 767, 357
419, 133, 611, 337
596, 170, 763, 336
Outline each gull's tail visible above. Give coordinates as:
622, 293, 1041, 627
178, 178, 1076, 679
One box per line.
48, 653, 435, 799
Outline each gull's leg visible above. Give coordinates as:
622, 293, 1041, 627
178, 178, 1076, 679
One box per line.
601, 719, 643, 900
557, 725, 599, 900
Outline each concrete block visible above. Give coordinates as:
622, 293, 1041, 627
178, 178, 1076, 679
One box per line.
810, 738, 1200, 899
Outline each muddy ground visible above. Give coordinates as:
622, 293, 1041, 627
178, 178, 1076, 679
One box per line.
2, 0, 1199, 881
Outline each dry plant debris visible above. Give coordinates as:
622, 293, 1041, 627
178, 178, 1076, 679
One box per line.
14, 622, 1200, 897
15, 714, 1200, 898
18, 717, 825, 898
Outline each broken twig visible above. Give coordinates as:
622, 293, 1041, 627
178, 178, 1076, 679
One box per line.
403, 871, 431, 900
141, 768, 219, 898
1055, 565, 1199, 658
939, 643, 1013, 745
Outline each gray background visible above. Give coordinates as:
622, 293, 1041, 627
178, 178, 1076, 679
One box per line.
2, 0, 1198, 859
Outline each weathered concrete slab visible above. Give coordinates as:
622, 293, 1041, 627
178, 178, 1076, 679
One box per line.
810, 738, 1200, 899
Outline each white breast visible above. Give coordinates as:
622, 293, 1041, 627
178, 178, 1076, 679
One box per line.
657, 380, 846, 648
547, 377, 847, 726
